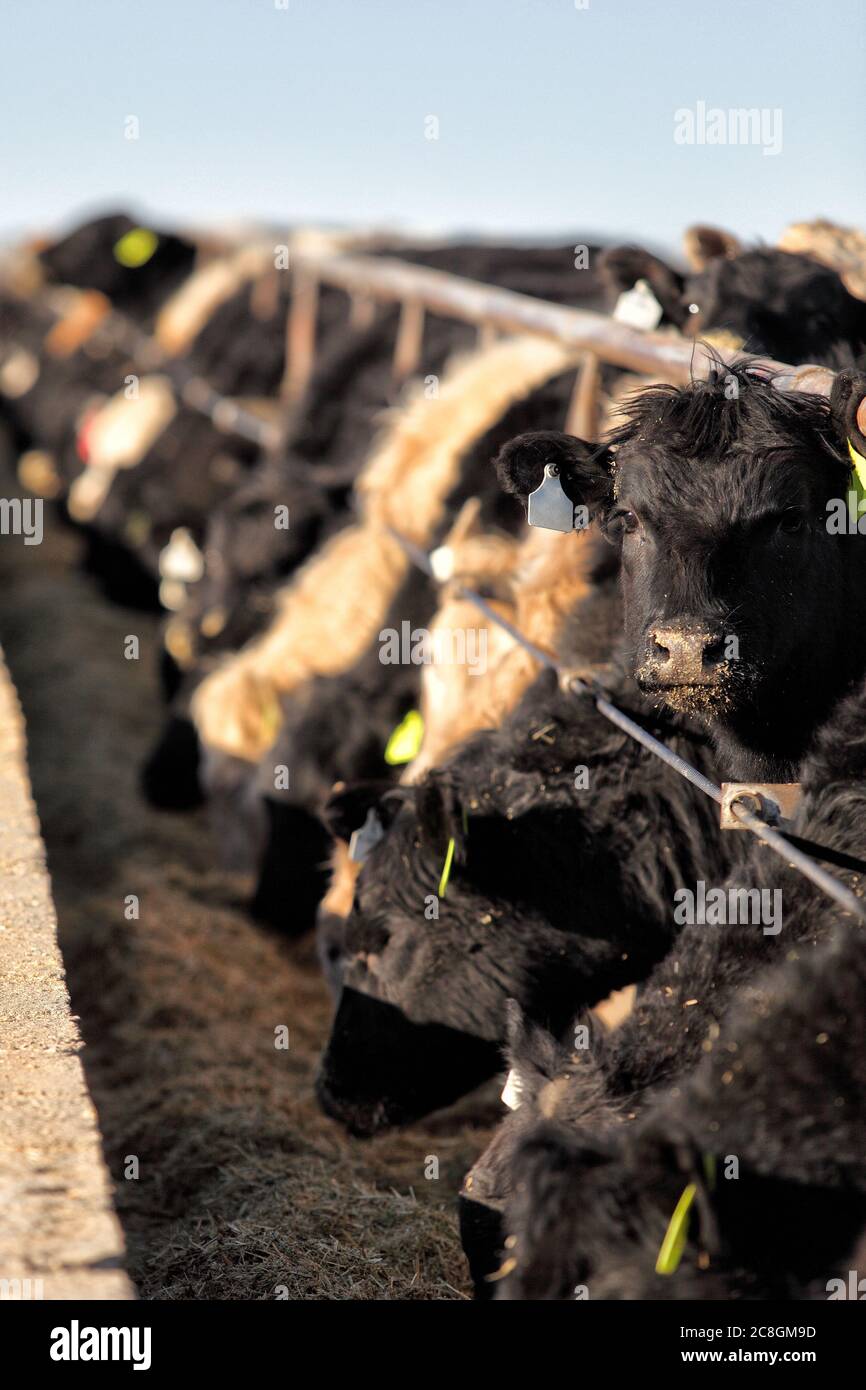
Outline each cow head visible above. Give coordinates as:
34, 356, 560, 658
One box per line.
600, 233, 866, 362
175, 462, 329, 667
315, 745, 644, 1137
39, 212, 196, 317
315, 779, 508, 1135
497, 365, 865, 773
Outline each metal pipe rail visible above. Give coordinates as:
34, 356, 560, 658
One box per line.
287, 249, 837, 405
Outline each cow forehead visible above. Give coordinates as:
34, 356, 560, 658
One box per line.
701, 249, 832, 300
615, 443, 817, 522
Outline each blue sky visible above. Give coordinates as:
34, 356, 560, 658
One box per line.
2, 0, 864, 251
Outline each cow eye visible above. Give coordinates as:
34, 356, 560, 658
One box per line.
608, 508, 640, 537
688, 302, 700, 315
777, 508, 805, 535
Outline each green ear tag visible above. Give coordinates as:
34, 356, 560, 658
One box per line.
113, 227, 159, 269
384, 709, 424, 766
438, 837, 456, 898
655, 1182, 697, 1275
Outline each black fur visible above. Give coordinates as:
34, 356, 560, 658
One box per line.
486, 675, 866, 1297
600, 241, 866, 363
39, 212, 197, 322
319, 368, 866, 1136
499, 363, 866, 780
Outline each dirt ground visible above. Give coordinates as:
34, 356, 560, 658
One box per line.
0, 491, 499, 1300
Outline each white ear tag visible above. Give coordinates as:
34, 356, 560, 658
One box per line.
348, 808, 385, 864
501, 1068, 524, 1111
429, 545, 455, 582
159, 527, 205, 584
527, 463, 578, 532
613, 278, 664, 331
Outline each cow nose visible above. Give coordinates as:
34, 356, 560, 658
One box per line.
649, 624, 726, 685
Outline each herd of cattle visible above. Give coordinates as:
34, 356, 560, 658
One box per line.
3, 211, 866, 1300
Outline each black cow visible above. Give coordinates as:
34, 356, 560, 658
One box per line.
247, 364, 585, 932
140, 457, 337, 810
316, 366, 866, 1137
315, 546, 719, 1135
600, 234, 866, 364
38, 211, 197, 323
498, 930, 866, 1297
488, 376, 866, 1298
500, 365, 866, 779
495, 692, 866, 1298
65, 272, 307, 609
464, 667, 866, 1296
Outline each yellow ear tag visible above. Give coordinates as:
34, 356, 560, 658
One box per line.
848, 439, 866, 490
384, 709, 424, 766
655, 1182, 697, 1275
438, 837, 456, 899
113, 227, 159, 269
847, 440, 866, 522
437, 808, 467, 898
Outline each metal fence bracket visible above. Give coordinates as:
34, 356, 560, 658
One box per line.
720, 782, 803, 830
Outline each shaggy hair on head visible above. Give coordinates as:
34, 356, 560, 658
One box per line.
191, 334, 580, 761
606, 356, 842, 464
600, 372, 669, 435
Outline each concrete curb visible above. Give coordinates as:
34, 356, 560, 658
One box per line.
0, 643, 132, 1301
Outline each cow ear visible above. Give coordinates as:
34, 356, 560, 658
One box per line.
504, 1000, 561, 1086
323, 779, 401, 844
830, 370, 866, 461
495, 431, 614, 523
598, 245, 686, 324
682, 224, 742, 271
415, 770, 469, 863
